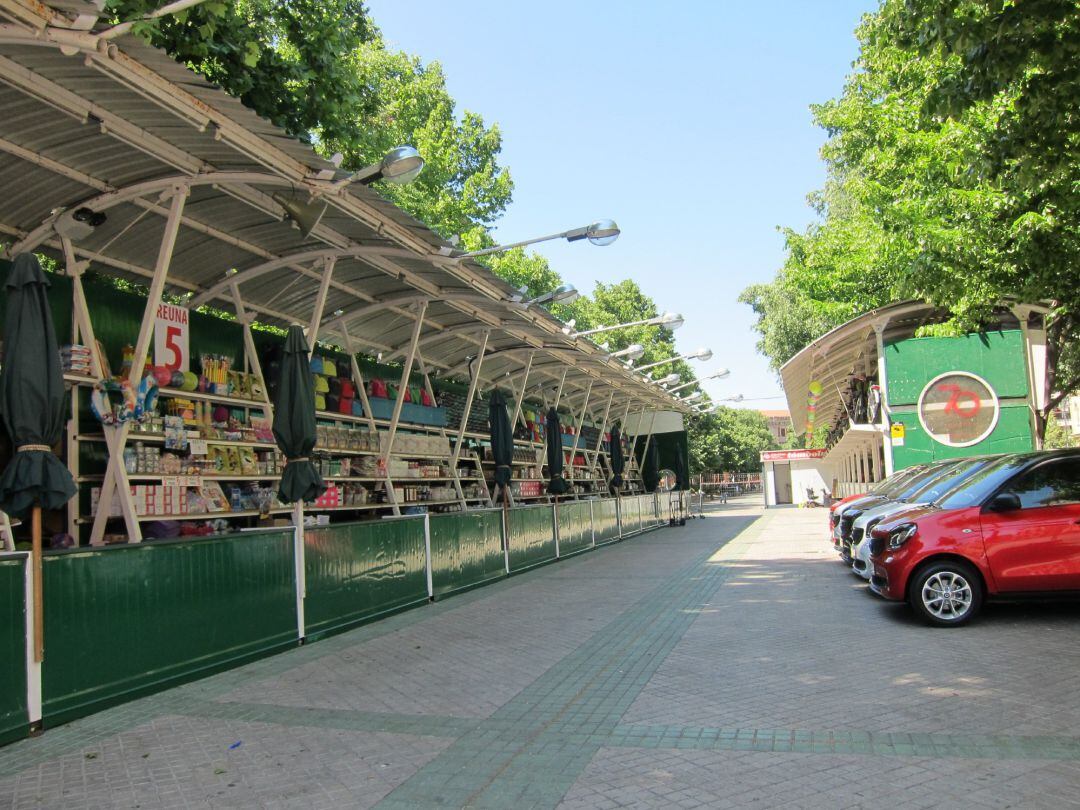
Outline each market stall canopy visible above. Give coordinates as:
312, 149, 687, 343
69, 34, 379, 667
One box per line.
780, 302, 949, 436
0, 4, 689, 418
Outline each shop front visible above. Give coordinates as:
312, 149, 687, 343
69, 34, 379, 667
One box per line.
0, 2, 684, 744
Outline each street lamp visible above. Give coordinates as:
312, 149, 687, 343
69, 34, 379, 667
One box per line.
567, 312, 684, 338
328, 146, 425, 189
681, 391, 704, 402
635, 347, 713, 374
607, 343, 645, 361
446, 219, 620, 259
522, 283, 580, 306
664, 369, 731, 394
653, 373, 681, 387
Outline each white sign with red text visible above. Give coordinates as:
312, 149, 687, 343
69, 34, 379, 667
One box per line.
154, 302, 189, 371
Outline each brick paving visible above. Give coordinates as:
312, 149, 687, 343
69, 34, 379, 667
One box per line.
2, 498, 1080, 808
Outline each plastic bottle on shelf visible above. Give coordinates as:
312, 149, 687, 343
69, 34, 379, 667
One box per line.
230, 487, 242, 512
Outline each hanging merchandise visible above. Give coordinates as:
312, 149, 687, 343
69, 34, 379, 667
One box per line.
370, 378, 388, 398
133, 375, 159, 421
89, 378, 136, 425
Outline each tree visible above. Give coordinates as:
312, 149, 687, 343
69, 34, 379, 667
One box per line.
688, 408, 776, 474
743, 1, 1080, 440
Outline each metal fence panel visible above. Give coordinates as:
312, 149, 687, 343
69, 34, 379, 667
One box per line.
506, 506, 557, 572
595, 499, 620, 544
556, 501, 592, 557
41, 531, 297, 726
429, 510, 506, 599
0, 555, 27, 746
305, 518, 429, 638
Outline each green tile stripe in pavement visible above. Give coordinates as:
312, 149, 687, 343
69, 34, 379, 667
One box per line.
605, 725, 1080, 761
371, 512, 765, 809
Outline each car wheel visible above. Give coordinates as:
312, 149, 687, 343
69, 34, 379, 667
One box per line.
908, 560, 983, 627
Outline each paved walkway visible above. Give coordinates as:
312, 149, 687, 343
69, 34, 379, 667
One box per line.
3, 500, 1080, 808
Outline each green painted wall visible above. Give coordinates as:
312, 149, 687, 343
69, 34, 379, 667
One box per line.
556, 502, 593, 557
0, 556, 28, 746
304, 519, 429, 639
889, 405, 1035, 467
41, 531, 297, 726
506, 506, 557, 572
428, 511, 506, 599
885, 330, 1034, 467
886, 330, 1029, 405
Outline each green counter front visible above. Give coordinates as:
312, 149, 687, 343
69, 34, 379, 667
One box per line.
595, 498, 620, 544
0, 555, 28, 745
556, 501, 593, 557
506, 505, 557, 572
428, 510, 506, 599
41, 531, 297, 726
304, 518, 429, 639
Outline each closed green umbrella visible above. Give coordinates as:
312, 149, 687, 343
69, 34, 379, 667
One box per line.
609, 425, 624, 490
489, 389, 513, 499
0, 254, 77, 518
642, 438, 660, 493
0, 253, 77, 662
273, 325, 325, 503
545, 407, 569, 495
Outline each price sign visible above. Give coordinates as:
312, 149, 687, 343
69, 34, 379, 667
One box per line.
188, 439, 208, 456
154, 302, 189, 371
890, 422, 905, 446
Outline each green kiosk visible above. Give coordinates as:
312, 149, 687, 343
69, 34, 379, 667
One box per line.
776, 301, 1047, 500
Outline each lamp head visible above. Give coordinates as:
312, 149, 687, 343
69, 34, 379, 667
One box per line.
657, 373, 681, 387
682, 391, 704, 402
690, 347, 713, 362
658, 312, 684, 330
585, 219, 620, 246
610, 343, 644, 361
379, 146, 424, 184
708, 368, 731, 380
552, 283, 580, 304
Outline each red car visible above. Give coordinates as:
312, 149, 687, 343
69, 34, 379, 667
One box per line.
868, 450, 1080, 626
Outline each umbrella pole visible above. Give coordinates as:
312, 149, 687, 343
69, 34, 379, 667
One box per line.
32, 504, 43, 662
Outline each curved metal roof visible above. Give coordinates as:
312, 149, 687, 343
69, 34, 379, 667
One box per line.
0, 4, 686, 415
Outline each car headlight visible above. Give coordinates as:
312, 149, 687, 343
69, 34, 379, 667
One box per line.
887, 523, 917, 550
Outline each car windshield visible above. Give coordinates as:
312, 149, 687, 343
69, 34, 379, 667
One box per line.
936, 455, 1029, 509
907, 457, 997, 503
892, 462, 964, 501
872, 466, 927, 497
868, 468, 916, 495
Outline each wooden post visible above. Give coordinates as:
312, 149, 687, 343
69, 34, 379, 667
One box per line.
31, 506, 43, 662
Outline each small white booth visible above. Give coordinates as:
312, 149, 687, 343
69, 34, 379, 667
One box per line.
761, 449, 829, 507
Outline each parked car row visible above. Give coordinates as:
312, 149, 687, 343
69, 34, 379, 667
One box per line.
829, 450, 1080, 626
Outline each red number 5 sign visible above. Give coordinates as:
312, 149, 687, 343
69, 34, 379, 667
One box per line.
154, 303, 190, 371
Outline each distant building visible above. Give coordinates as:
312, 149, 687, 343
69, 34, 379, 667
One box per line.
759, 409, 791, 445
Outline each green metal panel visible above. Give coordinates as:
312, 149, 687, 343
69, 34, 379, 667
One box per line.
890, 405, 1035, 468
623, 497, 640, 534
556, 502, 592, 557
886, 330, 1028, 406
506, 506, 557, 572
428, 510, 505, 599
595, 499, 620, 544
0, 555, 28, 746
305, 519, 429, 638
42, 531, 297, 726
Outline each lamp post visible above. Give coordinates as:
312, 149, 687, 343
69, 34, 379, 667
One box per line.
607, 343, 645, 361
635, 347, 713, 374
567, 312, 684, 338
328, 146, 425, 190
664, 369, 731, 394
446, 219, 620, 259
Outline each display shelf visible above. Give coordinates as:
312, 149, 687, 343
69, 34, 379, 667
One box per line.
81, 507, 292, 524
157, 386, 269, 409
79, 433, 278, 449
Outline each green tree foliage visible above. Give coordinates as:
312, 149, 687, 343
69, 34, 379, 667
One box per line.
688, 408, 777, 474
742, 1, 1080, 439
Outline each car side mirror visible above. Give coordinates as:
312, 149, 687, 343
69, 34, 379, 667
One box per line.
986, 492, 1021, 513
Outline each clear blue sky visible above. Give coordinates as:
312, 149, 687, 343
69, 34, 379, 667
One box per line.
366, 0, 878, 410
